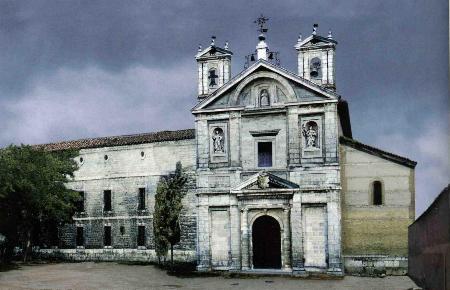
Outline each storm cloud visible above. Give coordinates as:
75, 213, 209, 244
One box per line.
0, 0, 448, 215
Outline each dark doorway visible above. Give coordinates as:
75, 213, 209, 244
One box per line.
252, 215, 281, 269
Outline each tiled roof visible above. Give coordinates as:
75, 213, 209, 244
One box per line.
35, 129, 196, 151
340, 136, 417, 168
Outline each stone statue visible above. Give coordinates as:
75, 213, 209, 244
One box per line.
302, 123, 318, 148
260, 89, 269, 106
212, 129, 224, 153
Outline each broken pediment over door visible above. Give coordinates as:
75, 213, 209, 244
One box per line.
231, 171, 299, 195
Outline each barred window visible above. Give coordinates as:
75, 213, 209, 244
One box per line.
137, 226, 145, 247
138, 188, 146, 210
76, 227, 84, 247
373, 181, 383, 205
104, 226, 112, 246
104, 190, 112, 211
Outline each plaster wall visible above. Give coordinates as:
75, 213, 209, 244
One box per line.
340, 144, 414, 275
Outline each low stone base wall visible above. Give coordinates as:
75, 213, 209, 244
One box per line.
38, 248, 196, 263
343, 255, 407, 276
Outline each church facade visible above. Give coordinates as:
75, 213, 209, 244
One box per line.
39, 26, 416, 276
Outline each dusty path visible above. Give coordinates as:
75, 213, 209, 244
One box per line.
0, 262, 419, 290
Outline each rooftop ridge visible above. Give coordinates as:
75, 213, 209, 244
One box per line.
340, 136, 417, 168
34, 128, 196, 151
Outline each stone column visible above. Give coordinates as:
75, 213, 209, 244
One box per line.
326, 190, 343, 275
283, 207, 292, 269
321, 51, 328, 84
327, 48, 335, 86
297, 51, 304, 77
241, 208, 250, 270
291, 192, 306, 274
197, 62, 203, 96
229, 203, 241, 270
196, 196, 210, 271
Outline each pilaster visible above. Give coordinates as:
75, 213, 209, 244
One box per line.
196, 196, 210, 271
229, 203, 241, 269
240, 208, 250, 270
282, 207, 292, 269
291, 193, 306, 273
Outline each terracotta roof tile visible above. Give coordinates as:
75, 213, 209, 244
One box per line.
340, 136, 417, 168
34, 129, 195, 151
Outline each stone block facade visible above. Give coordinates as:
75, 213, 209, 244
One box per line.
51, 138, 198, 257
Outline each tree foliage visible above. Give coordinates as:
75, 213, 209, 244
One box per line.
153, 161, 188, 265
0, 145, 79, 263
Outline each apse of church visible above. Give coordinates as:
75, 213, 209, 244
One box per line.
39, 18, 415, 277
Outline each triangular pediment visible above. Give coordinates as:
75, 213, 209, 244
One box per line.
294, 35, 337, 50
192, 60, 339, 113
231, 171, 299, 192
195, 45, 233, 60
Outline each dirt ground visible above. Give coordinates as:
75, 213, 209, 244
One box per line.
0, 262, 419, 290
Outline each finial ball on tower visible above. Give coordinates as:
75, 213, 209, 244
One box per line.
327, 29, 333, 39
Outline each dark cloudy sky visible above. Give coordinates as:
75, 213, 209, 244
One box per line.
0, 0, 448, 216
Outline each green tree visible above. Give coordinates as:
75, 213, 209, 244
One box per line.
153, 161, 188, 267
0, 145, 79, 263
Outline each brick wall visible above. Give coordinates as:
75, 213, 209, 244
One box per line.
408, 186, 449, 289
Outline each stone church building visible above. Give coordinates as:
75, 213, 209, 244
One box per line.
39, 25, 416, 276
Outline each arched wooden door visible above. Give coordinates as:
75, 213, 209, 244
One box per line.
252, 215, 282, 269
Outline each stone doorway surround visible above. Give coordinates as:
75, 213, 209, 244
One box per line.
196, 171, 343, 276
231, 171, 298, 272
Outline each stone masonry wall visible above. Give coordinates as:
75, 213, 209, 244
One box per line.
52, 139, 197, 262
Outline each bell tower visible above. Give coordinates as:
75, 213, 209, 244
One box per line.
295, 24, 337, 90
195, 36, 232, 101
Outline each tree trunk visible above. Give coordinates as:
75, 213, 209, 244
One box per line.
23, 229, 31, 262
170, 243, 174, 270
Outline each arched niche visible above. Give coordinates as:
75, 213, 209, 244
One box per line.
230, 71, 296, 107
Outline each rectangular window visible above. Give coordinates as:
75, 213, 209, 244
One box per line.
76, 191, 84, 212
258, 142, 273, 167
103, 190, 112, 211
76, 227, 84, 247
138, 188, 146, 210
104, 226, 111, 246
137, 226, 145, 247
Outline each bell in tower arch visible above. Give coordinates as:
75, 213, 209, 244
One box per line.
195, 36, 233, 101
295, 24, 337, 90
310, 57, 321, 79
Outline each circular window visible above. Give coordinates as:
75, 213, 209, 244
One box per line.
104, 155, 108, 160
140, 151, 145, 158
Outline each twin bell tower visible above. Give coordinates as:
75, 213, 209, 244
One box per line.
195, 17, 338, 101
